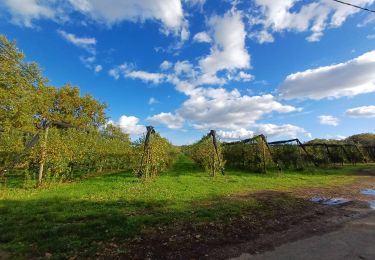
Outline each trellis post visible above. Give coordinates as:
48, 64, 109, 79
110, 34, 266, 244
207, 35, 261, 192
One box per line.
137, 126, 155, 178
38, 122, 49, 186
209, 130, 224, 175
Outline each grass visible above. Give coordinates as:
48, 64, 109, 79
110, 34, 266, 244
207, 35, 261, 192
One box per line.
0, 155, 371, 258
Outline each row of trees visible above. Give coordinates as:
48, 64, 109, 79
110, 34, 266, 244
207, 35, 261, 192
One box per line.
184, 133, 375, 174
184, 131, 225, 176
0, 34, 178, 185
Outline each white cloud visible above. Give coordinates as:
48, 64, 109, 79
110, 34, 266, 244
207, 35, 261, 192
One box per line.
2, 0, 187, 36
217, 123, 310, 140
109, 63, 166, 84
279, 50, 375, 100
255, 123, 311, 139
148, 97, 158, 105
174, 60, 194, 76
127, 71, 166, 84
108, 11, 251, 88
251, 0, 375, 43
57, 30, 96, 54
249, 30, 274, 44
160, 60, 173, 70
319, 115, 339, 126
217, 128, 254, 140
367, 34, 375, 39
110, 115, 146, 135
94, 64, 103, 73
345, 105, 375, 118
68, 0, 186, 33
330, 135, 346, 140
180, 26, 190, 41
197, 11, 250, 85
147, 112, 184, 129
175, 86, 296, 130
230, 71, 254, 82
193, 31, 211, 43
1, 0, 55, 27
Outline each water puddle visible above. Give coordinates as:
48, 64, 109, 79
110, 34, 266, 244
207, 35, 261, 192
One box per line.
311, 197, 351, 206
369, 201, 375, 210
360, 189, 375, 196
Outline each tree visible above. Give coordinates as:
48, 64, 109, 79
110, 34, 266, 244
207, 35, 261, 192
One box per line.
0, 34, 46, 132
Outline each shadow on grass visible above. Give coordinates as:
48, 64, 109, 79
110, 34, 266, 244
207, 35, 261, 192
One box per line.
0, 191, 309, 258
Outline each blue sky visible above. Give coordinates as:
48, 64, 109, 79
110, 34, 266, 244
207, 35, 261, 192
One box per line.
1, 0, 375, 145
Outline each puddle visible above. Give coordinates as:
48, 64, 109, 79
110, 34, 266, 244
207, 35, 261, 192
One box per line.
360, 189, 375, 196
311, 197, 351, 206
369, 201, 375, 210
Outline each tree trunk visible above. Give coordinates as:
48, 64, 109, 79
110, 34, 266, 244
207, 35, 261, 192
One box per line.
38, 126, 49, 186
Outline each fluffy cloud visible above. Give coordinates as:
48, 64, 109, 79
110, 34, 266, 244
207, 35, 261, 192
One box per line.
174, 60, 194, 76
217, 123, 310, 140
255, 123, 311, 139
279, 50, 375, 100
193, 31, 211, 43
126, 71, 166, 84
251, 0, 375, 43
109, 11, 252, 87
2, 0, 187, 35
230, 71, 254, 82
109, 115, 146, 135
0, 0, 56, 27
109, 63, 166, 84
197, 11, 250, 85
150, 83, 297, 130
345, 105, 375, 118
319, 115, 339, 126
217, 128, 254, 140
69, 0, 184, 31
147, 112, 184, 129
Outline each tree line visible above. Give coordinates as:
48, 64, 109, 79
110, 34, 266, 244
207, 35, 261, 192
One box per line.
0, 34, 177, 186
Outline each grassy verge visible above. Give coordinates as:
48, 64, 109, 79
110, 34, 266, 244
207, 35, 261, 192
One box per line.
0, 156, 371, 258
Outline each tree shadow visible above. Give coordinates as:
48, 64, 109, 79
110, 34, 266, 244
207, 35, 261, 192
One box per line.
0, 191, 316, 259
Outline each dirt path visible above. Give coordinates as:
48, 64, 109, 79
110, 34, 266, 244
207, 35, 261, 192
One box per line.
219, 169, 375, 260
234, 214, 375, 260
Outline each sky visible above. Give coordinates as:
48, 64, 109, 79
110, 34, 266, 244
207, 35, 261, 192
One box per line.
0, 0, 375, 145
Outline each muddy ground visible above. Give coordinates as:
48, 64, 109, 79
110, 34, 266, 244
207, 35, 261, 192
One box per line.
114, 169, 375, 260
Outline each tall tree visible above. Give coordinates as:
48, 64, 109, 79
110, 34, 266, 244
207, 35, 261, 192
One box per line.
0, 35, 46, 132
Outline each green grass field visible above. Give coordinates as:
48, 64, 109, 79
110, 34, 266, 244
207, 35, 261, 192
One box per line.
0, 155, 370, 258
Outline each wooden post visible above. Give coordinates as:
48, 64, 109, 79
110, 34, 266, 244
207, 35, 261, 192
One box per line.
137, 126, 155, 178
261, 139, 267, 173
209, 130, 224, 175
325, 144, 331, 165
38, 125, 49, 186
